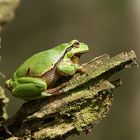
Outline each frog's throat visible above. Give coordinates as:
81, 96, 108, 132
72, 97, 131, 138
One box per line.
71, 55, 80, 64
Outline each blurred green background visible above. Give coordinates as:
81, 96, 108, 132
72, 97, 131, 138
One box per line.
1, 0, 140, 140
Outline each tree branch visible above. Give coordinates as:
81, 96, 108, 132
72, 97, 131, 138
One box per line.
0, 50, 137, 140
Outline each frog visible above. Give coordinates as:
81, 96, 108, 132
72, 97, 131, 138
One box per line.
5, 40, 89, 100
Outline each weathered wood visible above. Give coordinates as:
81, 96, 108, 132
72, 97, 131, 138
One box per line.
0, 50, 137, 140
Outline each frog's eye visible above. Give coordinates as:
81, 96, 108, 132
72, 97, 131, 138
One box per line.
72, 40, 80, 48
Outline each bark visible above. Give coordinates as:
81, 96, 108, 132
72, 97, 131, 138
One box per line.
0, 50, 137, 140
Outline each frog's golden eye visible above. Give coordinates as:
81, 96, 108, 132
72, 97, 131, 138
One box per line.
72, 40, 80, 48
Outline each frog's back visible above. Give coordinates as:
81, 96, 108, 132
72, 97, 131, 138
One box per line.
14, 43, 69, 78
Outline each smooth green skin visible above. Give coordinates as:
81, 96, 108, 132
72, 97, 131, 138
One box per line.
5, 40, 89, 100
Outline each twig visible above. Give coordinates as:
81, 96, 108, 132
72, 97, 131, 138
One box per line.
0, 0, 20, 134
0, 0, 20, 30
0, 87, 9, 127
0, 50, 137, 140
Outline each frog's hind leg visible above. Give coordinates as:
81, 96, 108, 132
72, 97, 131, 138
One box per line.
42, 82, 67, 96
12, 77, 47, 99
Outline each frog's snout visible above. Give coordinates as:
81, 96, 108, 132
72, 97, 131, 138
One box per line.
5, 79, 13, 91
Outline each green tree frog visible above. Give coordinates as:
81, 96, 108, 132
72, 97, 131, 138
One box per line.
5, 40, 89, 100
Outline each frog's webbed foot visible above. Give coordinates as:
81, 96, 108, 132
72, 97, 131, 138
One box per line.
77, 65, 86, 73
43, 82, 67, 96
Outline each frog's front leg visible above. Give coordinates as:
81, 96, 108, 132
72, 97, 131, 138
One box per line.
11, 77, 48, 99
76, 64, 86, 73
57, 61, 78, 76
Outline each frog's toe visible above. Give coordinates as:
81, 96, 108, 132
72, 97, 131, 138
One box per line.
41, 92, 52, 97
